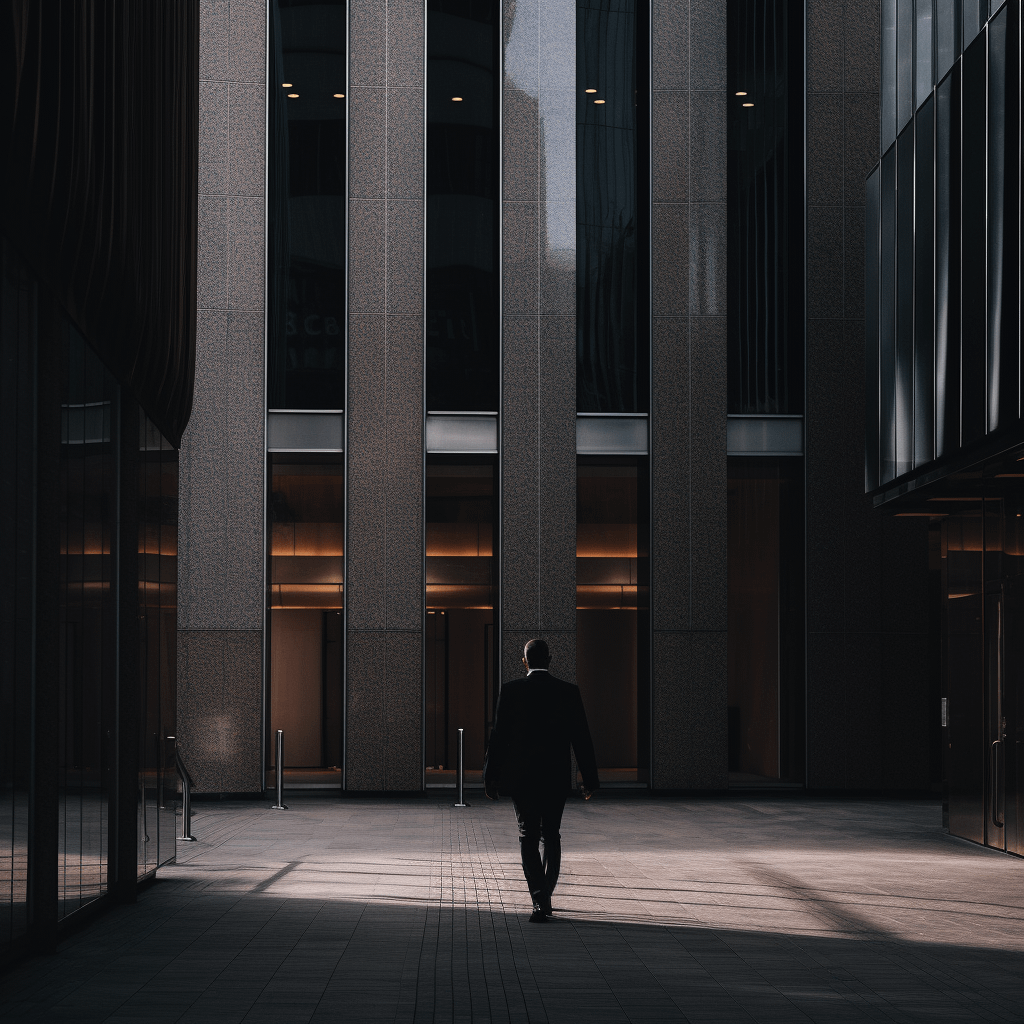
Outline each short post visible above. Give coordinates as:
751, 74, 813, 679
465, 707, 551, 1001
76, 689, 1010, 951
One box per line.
271, 729, 288, 810
453, 727, 469, 807
175, 748, 197, 842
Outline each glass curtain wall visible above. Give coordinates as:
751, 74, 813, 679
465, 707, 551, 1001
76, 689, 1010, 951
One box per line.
137, 415, 178, 877
0, 242, 35, 951
269, 459, 345, 781
576, 458, 649, 784
425, 459, 497, 785
58, 327, 118, 919
268, 0, 348, 410
727, 0, 803, 415
426, 1, 499, 412
577, 0, 643, 413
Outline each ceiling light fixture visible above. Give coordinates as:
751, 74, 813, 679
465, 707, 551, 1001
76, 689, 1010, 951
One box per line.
282, 82, 293, 88
287, 93, 299, 99
742, 102, 753, 107
736, 91, 747, 96
334, 93, 345, 98
594, 99, 606, 104
452, 96, 463, 101
585, 88, 597, 93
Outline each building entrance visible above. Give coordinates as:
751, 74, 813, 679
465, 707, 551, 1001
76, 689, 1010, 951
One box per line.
268, 458, 344, 785
424, 458, 497, 787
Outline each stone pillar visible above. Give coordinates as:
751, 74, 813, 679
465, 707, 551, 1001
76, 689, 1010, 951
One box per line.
345, 0, 425, 791
501, 0, 578, 684
177, 0, 267, 795
650, 0, 728, 789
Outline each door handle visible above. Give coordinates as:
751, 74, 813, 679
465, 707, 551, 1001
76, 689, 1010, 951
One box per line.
991, 740, 1004, 828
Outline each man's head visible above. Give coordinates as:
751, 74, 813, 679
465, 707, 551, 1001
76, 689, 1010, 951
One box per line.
522, 638, 550, 670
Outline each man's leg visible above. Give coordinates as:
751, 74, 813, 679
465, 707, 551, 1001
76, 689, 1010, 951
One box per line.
512, 797, 546, 914
538, 794, 568, 912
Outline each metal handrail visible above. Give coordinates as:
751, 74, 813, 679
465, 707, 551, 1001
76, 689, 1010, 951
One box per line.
175, 747, 197, 842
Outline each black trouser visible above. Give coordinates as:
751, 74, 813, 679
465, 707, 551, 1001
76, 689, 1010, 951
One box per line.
512, 792, 567, 903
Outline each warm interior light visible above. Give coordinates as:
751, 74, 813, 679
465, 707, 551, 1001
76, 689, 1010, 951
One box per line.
594, 99, 606, 104
585, 88, 597, 93
334, 93, 345, 98
282, 82, 293, 88
452, 96, 463, 101
287, 93, 299, 99
735, 91, 747, 96
742, 102, 754, 107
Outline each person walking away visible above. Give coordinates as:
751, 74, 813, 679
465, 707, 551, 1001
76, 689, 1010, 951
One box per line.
483, 638, 599, 922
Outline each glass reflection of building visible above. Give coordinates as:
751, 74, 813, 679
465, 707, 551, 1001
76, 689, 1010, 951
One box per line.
867, 1, 1024, 855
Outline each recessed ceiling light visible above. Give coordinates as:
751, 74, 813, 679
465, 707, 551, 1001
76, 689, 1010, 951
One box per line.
594, 99, 606, 104
287, 93, 299, 99
585, 88, 597, 94
736, 91, 747, 96
282, 83, 293, 88
452, 96, 463, 101
334, 93, 345, 98
742, 102, 753, 107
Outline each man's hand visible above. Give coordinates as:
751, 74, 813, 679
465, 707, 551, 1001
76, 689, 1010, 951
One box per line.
581, 788, 593, 801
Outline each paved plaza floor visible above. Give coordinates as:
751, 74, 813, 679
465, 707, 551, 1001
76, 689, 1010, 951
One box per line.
2, 795, 1023, 1022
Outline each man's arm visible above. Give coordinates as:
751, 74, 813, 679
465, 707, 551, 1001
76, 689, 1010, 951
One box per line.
569, 687, 600, 794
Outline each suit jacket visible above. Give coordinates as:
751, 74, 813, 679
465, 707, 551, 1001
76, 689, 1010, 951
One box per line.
483, 672, 600, 798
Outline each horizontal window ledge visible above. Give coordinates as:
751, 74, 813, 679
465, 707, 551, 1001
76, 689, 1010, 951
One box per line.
577, 414, 648, 455
426, 413, 497, 453
727, 415, 803, 456
268, 410, 344, 452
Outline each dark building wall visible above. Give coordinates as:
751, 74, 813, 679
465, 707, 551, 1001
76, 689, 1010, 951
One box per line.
806, 0, 931, 789
345, 0, 425, 792
500, 0, 578, 687
651, 0, 728, 789
178, 0, 267, 794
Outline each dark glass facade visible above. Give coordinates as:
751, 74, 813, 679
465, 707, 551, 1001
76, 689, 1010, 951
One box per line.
425, 459, 497, 781
727, 0, 804, 416
576, 0, 645, 413
268, 0, 348, 410
576, 457, 649, 783
1, 239, 182, 957
426, 1, 500, 413
867, 2, 1021, 491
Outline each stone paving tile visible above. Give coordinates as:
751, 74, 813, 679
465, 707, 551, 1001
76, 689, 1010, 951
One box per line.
1, 797, 1023, 1022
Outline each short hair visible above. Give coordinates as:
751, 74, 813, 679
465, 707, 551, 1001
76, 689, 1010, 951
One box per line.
523, 638, 550, 668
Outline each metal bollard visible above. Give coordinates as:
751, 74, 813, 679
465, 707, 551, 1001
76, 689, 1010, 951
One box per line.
176, 748, 197, 842
453, 727, 469, 808
270, 729, 288, 810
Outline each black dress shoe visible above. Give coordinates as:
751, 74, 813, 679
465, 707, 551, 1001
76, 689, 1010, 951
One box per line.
529, 909, 548, 923
539, 895, 553, 916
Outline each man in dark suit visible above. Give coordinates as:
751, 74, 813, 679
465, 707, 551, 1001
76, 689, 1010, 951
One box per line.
483, 638, 599, 922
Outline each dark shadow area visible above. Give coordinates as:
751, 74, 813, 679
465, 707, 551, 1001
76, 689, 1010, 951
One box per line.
1, 887, 1022, 1023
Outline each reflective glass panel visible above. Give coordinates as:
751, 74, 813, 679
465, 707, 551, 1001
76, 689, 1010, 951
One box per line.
880, 148, 897, 483
915, 96, 936, 467
961, 33, 987, 444
916, 0, 934, 107
269, 458, 344, 779
935, 0, 961, 80
268, 1, 347, 410
0, 242, 34, 951
728, 0, 803, 415
898, 0, 915, 132
577, 0, 641, 412
963, 0, 985, 45
427, 2, 499, 413
59, 326, 117, 920
425, 459, 497, 784
896, 125, 915, 477
882, 0, 898, 151
576, 457, 649, 784
137, 415, 178, 877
